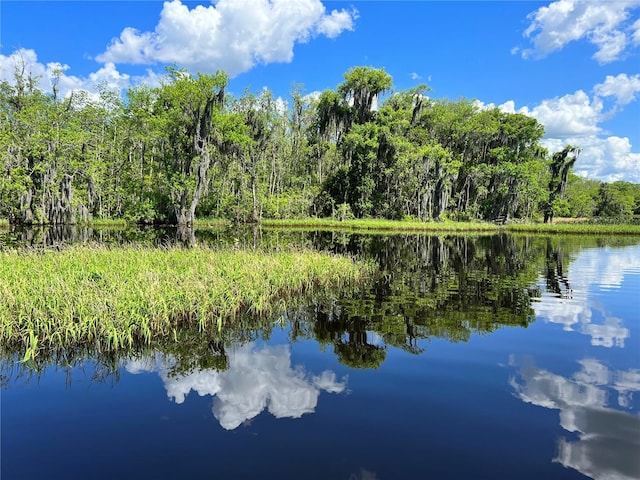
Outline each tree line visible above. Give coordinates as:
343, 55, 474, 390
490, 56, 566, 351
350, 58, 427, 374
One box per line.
1, 63, 638, 226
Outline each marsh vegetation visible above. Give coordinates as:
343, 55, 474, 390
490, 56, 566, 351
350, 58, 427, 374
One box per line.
0, 244, 371, 362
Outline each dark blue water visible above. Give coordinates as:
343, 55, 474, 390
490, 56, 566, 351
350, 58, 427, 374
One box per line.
2, 234, 639, 480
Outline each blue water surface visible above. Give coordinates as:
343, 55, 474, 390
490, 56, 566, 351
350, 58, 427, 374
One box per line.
2, 235, 639, 480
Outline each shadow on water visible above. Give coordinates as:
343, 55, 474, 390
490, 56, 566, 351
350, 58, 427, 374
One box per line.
0, 223, 273, 249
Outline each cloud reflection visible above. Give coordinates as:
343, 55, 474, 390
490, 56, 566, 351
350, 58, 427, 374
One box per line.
509, 356, 640, 480
534, 244, 640, 347
126, 343, 346, 430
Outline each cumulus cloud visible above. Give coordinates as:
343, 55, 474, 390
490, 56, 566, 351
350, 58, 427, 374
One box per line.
316, 7, 357, 38
125, 343, 346, 430
509, 356, 640, 480
593, 73, 640, 105
476, 74, 640, 182
0, 48, 144, 101
520, 90, 603, 138
0, 49, 73, 94
521, 0, 640, 64
542, 135, 640, 182
97, 0, 357, 77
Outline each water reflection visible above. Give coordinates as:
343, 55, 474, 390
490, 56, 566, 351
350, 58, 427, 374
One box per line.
125, 343, 346, 430
536, 243, 640, 347
3, 231, 640, 479
509, 356, 640, 480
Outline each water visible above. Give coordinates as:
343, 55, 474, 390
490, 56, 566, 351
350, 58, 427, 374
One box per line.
2, 230, 639, 479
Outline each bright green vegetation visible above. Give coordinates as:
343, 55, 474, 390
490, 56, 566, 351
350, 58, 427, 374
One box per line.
505, 222, 640, 235
2, 232, 637, 375
263, 218, 640, 235
0, 246, 372, 360
263, 218, 500, 233
2, 64, 639, 228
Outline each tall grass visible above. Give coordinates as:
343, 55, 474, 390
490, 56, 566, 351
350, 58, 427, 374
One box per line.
0, 246, 372, 359
262, 218, 500, 233
504, 222, 640, 235
262, 218, 640, 235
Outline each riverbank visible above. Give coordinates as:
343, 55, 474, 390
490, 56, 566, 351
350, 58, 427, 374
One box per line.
260, 218, 640, 235
3, 217, 639, 236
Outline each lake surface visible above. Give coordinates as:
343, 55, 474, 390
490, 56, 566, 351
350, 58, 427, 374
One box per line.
2, 229, 639, 479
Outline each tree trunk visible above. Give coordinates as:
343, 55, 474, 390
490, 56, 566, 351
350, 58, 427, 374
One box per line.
18, 188, 34, 225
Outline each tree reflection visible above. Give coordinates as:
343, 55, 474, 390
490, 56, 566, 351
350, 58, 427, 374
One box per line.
288, 233, 545, 364
3, 232, 638, 382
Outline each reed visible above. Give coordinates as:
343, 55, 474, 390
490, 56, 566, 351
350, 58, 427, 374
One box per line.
0, 245, 372, 358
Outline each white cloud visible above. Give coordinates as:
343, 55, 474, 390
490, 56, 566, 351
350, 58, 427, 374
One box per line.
533, 244, 640, 346
632, 17, 640, 44
521, 90, 603, 138
125, 343, 346, 430
510, 356, 640, 480
476, 75, 640, 182
316, 7, 357, 38
303, 90, 322, 104
593, 73, 640, 105
0, 48, 139, 101
542, 135, 640, 183
521, 0, 640, 64
97, 0, 357, 77
410, 72, 421, 81
591, 28, 628, 64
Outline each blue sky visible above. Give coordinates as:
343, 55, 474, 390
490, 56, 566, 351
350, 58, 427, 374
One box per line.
1, 0, 639, 182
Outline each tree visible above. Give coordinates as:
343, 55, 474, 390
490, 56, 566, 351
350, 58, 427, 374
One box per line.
595, 182, 635, 218
154, 68, 227, 226
544, 145, 580, 223
338, 66, 393, 126
0, 57, 105, 225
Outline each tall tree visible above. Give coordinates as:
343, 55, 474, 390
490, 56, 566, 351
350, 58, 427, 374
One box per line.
544, 145, 580, 223
155, 68, 227, 225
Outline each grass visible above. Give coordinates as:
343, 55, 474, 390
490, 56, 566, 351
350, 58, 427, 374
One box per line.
261, 218, 500, 233
193, 218, 230, 227
3, 215, 639, 236
0, 245, 373, 359
262, 217, 640, 236
504, 222, 640, 235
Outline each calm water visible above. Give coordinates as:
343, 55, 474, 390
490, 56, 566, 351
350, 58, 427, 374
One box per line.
2, 229, 639, 480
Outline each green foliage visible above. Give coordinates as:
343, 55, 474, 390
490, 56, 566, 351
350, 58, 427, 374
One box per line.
0, 246, 372, 355
0, 62, 637, 227
596, 182, 635, 218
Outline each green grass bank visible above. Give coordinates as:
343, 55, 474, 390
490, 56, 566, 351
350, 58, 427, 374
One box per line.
0, 246, 372, 359
261, 218, 640, 235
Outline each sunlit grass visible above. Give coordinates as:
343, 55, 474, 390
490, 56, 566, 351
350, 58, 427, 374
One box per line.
80, 218, 130, 227
505, 222, 640, 235
262, 218, 640, 236
262, 218, 500, 233
193, 218, 230, 227
0, 245, 372, 359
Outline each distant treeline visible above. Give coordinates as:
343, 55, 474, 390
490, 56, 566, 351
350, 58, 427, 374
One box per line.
1, 64, 639, 226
